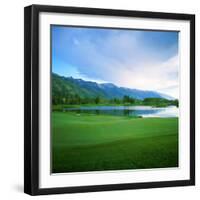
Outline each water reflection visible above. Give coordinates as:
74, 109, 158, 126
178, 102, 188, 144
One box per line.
64, 106, 178, 118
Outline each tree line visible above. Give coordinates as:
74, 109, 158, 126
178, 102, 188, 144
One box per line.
52, 94, 178, 107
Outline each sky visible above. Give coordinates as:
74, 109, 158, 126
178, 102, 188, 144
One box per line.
52, 25, 179, 99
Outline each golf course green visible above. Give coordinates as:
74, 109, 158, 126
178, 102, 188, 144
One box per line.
52, 112, 178, 173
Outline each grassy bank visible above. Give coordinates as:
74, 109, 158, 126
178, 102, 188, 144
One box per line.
52, 112, 178, 173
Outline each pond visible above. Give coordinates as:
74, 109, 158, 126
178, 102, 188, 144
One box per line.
63, 105, 178, 118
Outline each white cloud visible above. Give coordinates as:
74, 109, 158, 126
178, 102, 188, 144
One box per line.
157, 85, 179, 99
67, 31, 179, 98
108, 54, 179, 98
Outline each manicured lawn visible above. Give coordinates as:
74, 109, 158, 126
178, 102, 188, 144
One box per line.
52, 112, 178, 173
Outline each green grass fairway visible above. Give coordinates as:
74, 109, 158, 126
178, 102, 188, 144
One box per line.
52, 112, 178, 173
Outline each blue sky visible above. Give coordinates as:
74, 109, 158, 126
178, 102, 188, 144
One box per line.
52, 26, 179, 98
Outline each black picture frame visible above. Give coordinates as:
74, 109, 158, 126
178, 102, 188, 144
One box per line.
24, 4, 195, 195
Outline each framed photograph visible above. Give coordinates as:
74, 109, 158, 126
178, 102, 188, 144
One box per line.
24, 4, 195, 195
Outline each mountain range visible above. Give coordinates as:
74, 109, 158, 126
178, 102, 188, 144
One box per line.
52, 73, 173, 100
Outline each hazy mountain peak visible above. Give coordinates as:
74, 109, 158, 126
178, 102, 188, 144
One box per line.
52, 73, 174, 100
